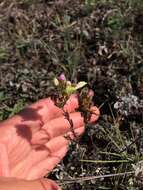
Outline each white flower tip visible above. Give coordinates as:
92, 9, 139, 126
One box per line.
53, 78, 59, 86
75, 81, 87, 90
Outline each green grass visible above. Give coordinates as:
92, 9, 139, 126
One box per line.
0, 48, 9, 61
0, 92, 25, 120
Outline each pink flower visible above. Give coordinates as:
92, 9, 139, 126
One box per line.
59, 73, 66, 81
88, 90, 94, 97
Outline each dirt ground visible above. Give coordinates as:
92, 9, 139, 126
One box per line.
0, 0, 143, 189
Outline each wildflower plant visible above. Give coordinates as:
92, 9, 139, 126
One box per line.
52, 73, 95, 139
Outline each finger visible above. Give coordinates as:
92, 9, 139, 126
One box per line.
25, 127, 84, 180
2, 95, 79, 127
44, 127, 84, 154
38, 179, 61, 190
0, 177, 61, 190
63, 94, 79, 112
30, 127, 84, 179
90, 106, 100, 121
29, 178, 61, 190
32, 112, 83, 143
39, 106, 99, 140
22, 95, 79, 124
42, 112, 84, 139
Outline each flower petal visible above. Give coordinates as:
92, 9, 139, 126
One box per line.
59, 73, 66, 81
75, 81, 87, 90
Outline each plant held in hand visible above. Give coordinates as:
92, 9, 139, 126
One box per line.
52, 74, 96, 139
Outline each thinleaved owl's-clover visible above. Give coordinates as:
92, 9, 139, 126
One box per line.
54, 74, 87, 95
53, 73, 94, 123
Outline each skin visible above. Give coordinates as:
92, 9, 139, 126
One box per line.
0, 95, 100, 190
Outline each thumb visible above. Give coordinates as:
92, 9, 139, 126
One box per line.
0, 177, 61, 190
36, 178, 61, 190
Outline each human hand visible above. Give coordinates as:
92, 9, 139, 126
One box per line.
0, 96, 99, 189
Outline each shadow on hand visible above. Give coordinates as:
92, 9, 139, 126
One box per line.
15, 106, 44, 145
14, 105, 65, 156
16, 124, 32, 142
17, 106, 43, 122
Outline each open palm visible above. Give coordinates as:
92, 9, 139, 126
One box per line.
0, 96, 99, 181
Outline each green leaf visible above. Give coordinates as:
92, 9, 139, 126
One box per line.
0, 91, 9, 102
65, 86, 76, 95
9, 100, 24, 117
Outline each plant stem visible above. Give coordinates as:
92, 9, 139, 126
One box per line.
58, 171, 134, 185
80, 159, 131, 163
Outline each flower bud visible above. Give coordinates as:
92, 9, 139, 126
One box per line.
88, 90, 94, 97
59, 73, 66, 81
53, 78, 59, 86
